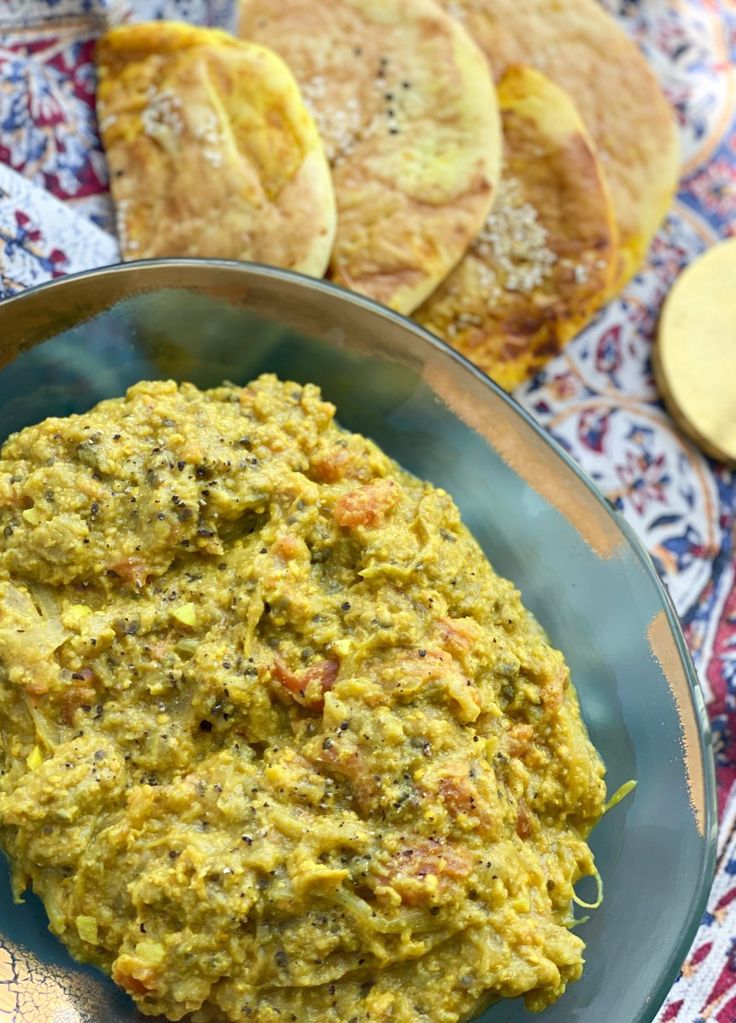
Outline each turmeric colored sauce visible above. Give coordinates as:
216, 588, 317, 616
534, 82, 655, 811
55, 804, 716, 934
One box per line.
0, 376, 605, 1021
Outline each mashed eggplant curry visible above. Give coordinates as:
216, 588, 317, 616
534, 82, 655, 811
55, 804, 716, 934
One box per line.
0, 376, 606, 1022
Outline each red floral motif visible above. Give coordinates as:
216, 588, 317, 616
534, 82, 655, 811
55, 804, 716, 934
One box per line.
614, 448, 670, 516
0, 35, 107, 200
689, 157, 736, 221
595, 323, 623, 376
660, 1001, 683, 1022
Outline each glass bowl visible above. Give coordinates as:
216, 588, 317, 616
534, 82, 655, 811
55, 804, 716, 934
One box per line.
0, 260, 716, 1023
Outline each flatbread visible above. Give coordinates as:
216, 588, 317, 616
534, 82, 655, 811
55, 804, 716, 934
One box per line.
238, 0, 502, 315
415, 66, 618, 391
96, 22, 336, 276
440, 0, 678, 286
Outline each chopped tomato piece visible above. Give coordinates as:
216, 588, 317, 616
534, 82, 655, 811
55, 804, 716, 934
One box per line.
61, 667, 97, 725
540, 665, 567, 713
437, 616, 481, 655
516, 800, 533, 839
272, 659, 304, 695
383, 648, 453, 690
311, 743, 377, 814
407, 648, 453, 678
439, 775, 479, 818
508, 722, 534, 759
109, 556, 149, 589
379, 839, 473, 905
311, 447, 352, 483
334, 479, 399, 529
271, 534, 303, 560
273, 657, 339, 711
303, 659, 339, 693
436, 767, 495, 835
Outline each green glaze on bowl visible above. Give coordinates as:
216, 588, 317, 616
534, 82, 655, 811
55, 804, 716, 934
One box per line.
0, 261, 717, 1023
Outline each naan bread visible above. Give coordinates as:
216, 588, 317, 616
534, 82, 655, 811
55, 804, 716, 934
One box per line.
441, 0, 678, 286
239, 0, 502, 314
96, 22, 336, 276
415, 67, 618, 391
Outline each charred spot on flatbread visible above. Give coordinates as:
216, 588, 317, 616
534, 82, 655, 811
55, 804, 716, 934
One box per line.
440, 0, 678, 287
415, 66, 618, 390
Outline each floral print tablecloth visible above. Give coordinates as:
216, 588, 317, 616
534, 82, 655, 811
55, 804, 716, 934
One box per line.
0, 0, 735, 1018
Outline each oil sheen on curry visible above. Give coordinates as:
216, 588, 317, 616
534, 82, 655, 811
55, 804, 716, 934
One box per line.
0, 376, 606, 1022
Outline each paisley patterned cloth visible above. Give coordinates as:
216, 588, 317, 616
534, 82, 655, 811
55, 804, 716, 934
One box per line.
0, 0, 735, 1018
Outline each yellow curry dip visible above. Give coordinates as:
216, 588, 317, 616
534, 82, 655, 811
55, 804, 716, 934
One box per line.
0, 376, 606, 1022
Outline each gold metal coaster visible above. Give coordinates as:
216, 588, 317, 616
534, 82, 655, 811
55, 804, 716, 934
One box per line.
654, 237, 736, 465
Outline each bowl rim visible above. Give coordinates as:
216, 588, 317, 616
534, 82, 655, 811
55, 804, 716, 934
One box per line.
0, 257, 719, 1020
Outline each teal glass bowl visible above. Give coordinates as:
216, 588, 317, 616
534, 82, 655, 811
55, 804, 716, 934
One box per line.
0, 261, 716, 1023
